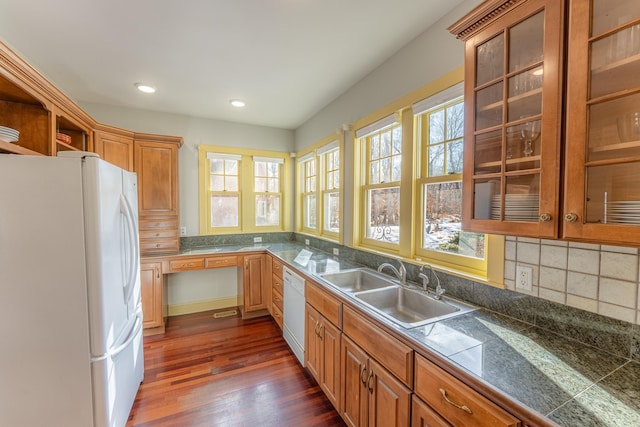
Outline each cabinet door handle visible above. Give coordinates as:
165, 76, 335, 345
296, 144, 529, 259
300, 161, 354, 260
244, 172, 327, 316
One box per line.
360, 366, 368, 385
439, 388, 472, 414
156, 269, 160, 279
564, 213, 578, 223
539, 213, 552, 222
314, 322, 319, 336
318, 324, 324, 341
367, 370, 374, 394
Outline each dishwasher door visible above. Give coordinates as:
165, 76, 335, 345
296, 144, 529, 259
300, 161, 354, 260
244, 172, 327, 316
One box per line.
283, 267, 305, 365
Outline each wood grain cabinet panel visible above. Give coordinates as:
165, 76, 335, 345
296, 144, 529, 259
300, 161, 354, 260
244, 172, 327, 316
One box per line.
140, 261, 165, 331
305, 302, 341, 411
239, 253, 268, 315
414, 354, 520, 427
343, 305, 413, 386
412, 394, 452, 427
94, 126, 134, 171
340, 335, 410, 427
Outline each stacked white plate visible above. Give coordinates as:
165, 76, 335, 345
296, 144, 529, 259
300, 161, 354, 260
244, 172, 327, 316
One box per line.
490, 194, 539, 221
0, 126, 19, 143
607, 201, 640, 224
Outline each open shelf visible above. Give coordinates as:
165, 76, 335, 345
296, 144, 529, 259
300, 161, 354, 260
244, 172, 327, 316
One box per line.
590, 139, 640, 153
0, 140, 43, 156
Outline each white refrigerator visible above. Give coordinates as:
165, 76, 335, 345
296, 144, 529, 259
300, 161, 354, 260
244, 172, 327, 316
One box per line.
0, 151, 144, 427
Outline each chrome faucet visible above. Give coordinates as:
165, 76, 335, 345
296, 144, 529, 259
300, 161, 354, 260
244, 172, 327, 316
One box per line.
378, 260, 406, 285
420, 264, 445, 300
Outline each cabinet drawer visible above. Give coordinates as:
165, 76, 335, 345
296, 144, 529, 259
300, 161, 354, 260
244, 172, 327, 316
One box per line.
306, 280, 341, 328
272, 302, 283, 329
169, 257, 205, 272
140, 238, 179, 253
205, 255, 238, 269
139, 217, 178, 230
139, 229, 179, 239
414, 354, 520, 427
272, 289, 283, 312
343, 305, 413, 386
412, 394, 452, 427
272, 258, 283, 279
272, 274, 283, 295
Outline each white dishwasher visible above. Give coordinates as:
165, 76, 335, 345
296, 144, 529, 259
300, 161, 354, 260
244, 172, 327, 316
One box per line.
283, 266, 305, 365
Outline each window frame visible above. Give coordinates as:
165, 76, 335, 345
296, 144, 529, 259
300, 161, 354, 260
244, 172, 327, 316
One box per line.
198, 145, 291, 235
295, 135, 343, 242
350, 68, 504, 286
414, 95, 488, 273
359, 121, 403, 252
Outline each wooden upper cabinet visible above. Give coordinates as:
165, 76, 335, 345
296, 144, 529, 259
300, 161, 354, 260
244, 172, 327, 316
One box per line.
0, 42, 94, 157
134, 135, 182, 217
452, 0, 640, 245
449, 0, 565, 239
94, 125, 134, 171
563, 0, 640, 244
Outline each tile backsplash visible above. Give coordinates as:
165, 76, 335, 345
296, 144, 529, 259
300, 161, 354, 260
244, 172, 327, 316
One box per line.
504, 237, 640, 325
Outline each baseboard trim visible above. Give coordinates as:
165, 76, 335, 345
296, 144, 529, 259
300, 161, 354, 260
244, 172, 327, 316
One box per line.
168, 297, 238, 316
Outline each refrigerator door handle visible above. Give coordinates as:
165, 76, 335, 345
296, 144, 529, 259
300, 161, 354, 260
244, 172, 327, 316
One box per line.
92, 311, 143, 363
120, 194, 140, 305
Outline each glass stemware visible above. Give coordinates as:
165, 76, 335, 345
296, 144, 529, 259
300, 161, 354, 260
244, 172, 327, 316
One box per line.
520, 120, 540, 157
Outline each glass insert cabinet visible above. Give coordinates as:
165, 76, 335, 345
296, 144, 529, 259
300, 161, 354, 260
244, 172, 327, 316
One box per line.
450, 0, 640, 245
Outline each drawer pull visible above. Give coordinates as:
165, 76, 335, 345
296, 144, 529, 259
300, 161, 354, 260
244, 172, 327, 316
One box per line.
367, 370, 374, 394
360, 366, 368, 385
274, 296, 281, 303
439, 388, 472, 414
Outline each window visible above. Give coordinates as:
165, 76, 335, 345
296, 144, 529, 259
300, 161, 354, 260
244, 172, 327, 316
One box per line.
296, 137, 341, 240
198, 146, 291, 234
301, 156, 317, 230
207, 153, 240, 229
356, 114, 402, 248
321, 144, 340, 234
413, 82, 488, 273
254, 156, 283, 227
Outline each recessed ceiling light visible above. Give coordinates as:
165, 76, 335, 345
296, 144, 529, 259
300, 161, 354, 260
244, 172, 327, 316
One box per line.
230, 99, 246, 108
135, 83, 156, 93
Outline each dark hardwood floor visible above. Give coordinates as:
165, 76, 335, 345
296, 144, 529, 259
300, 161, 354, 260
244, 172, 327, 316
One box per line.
127, 310, 345, 426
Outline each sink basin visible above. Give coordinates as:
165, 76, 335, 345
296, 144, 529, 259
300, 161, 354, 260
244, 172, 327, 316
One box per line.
354, 286, 475, 328
320, 268, 397, 293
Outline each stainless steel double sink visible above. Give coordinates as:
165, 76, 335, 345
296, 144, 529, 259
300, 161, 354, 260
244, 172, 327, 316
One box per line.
320, 268, 476, 328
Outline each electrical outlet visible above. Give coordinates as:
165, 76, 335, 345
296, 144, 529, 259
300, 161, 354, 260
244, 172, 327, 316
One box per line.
516, 266, 533, 291
253, 236, 262, 243
333, 248, 339, 256
180, 226, 187, 236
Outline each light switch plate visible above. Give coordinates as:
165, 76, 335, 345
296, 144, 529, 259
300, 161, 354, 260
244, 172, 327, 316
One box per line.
253, 236, 262, 243
180, 226, 187, 236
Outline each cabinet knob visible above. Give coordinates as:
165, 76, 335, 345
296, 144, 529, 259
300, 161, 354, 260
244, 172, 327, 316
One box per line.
564, 213, 578, 223
539, 213, 552, 222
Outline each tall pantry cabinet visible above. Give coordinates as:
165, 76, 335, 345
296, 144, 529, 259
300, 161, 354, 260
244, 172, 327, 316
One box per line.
450, 0, 640, 246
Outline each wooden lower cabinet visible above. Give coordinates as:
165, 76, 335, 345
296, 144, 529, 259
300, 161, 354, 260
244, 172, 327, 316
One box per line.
341, 335, 411, 427
238, 253, 268, 317
140, 261, 166, 332
305, 304, 341, 410
412, 395, 452, 427
414, 354, 520, 427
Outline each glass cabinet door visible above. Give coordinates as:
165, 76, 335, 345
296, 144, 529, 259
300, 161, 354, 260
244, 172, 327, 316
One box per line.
564, 0, 640, 243
463, 0, 563, 237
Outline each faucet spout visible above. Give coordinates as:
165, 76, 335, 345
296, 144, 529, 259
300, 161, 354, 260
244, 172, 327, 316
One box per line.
378, 260, 406, 285
420, 264, 446, 299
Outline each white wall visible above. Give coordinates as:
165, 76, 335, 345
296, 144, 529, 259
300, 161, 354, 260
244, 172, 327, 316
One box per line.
294, 0, 483, 150
80, 102, 295, 237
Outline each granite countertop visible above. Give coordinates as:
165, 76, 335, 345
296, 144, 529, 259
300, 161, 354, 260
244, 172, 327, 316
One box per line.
172, 242, 640, 426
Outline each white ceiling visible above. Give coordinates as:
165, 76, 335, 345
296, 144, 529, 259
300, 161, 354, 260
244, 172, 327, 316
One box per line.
0, 0, 463, 129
